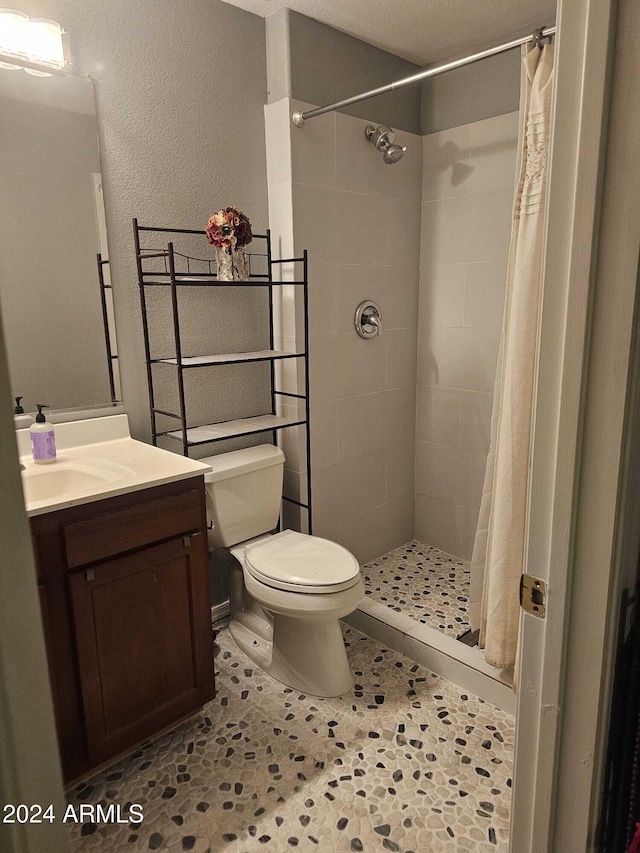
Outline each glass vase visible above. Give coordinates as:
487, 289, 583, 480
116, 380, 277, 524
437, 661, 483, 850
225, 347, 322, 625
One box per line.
215, 245, 249, 281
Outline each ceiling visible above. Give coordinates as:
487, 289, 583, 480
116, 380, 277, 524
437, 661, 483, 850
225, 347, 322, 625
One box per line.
220, 0, 557, 66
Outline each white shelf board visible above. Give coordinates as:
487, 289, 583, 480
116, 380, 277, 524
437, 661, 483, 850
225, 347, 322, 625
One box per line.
158, 350, 303, 367
167, 414, 304, 445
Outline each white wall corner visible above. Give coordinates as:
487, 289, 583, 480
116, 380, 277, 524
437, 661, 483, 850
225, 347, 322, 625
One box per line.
264, 97, 293, 188
266, 9, 291, 104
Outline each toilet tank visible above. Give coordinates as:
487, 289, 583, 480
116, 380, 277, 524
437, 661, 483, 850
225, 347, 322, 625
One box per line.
200, 445, 285, 548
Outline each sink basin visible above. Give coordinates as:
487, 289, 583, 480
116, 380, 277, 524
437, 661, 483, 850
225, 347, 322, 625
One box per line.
15, 415, 211, 518
21, 457, 136, 505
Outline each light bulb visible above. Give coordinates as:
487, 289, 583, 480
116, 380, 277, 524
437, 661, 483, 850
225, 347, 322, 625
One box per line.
27, 18, 64, 68
0, 8, 29, 57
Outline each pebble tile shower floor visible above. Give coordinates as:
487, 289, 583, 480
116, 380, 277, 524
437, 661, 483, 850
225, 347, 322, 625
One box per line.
362, 541, 471, 638
68, 625, 513, 853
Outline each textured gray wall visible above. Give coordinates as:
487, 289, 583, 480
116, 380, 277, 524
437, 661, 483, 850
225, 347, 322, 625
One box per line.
421, 50, 522, 134
16, 0, 269, 444
287, 11, 422, 134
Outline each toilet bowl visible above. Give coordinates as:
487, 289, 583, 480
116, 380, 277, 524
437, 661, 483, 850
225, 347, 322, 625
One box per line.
202, 446, 364, 697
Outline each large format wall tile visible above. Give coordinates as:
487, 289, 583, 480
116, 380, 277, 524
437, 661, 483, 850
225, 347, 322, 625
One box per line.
335, 264, 419, 334
290, 99, 337, 189
415, 493, 458, 555
306, 262, 338, 338
463, 259, 509, 335
308, 334, 341, 403
463, 188, 513, 264
457, 505, 480, 561
416, 112, 517, 562
268, 99, 420, 560
335, 111, 390, 197
385, 441, 415, 504
336, 111, 423, 202
337, 392, 388, 460
386, 328, 418, 390
291, 182, 341, 263
422, 122, 471, 202
309, 399, 338, 469
416, 384, 460, 446
420, 189, 513, 266
419, 264, 465, 328
333, 333, 387, 399
333, 190, 389, 265
268, 100, 516, 568
385, 386, 417, 447
386, 198, 422, 265
467, 111, 519, 195
417, 325, 499, 392
459, 389, 493, 453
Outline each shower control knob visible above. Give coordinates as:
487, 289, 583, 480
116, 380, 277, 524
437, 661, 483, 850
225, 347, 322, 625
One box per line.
355, 300, 383, 339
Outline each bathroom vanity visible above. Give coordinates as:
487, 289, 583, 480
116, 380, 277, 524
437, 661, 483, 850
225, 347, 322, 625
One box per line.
18, 416, 215, 782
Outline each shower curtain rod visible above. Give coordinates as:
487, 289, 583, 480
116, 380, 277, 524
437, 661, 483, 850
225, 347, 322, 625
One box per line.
292, 24, 556, 126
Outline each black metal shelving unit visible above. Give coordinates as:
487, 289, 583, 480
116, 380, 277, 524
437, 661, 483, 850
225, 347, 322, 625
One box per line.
132, 218, 312, 533
96, 254, 120, 404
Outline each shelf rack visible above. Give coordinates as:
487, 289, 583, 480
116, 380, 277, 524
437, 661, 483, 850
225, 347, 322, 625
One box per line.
133, 219, 312, 533
96, 254, 120, 404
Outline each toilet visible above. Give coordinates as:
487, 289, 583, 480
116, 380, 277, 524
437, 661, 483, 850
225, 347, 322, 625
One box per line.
202, 444, 364, 697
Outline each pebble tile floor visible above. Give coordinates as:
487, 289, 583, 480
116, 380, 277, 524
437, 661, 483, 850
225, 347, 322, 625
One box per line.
362, 542, 471, 639
68, 625, 513, 853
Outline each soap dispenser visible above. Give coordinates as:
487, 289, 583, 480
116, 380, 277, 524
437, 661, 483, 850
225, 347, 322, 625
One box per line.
30, 404, 57, 464
13, 396, 24, 414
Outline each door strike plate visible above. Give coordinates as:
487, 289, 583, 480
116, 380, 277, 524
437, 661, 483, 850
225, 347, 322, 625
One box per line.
520, 574, 546, 619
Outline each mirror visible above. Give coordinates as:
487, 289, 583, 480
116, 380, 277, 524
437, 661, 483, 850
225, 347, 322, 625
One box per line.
0, 70, 120, 414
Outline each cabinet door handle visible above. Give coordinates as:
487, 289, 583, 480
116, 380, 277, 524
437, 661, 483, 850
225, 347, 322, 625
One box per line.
85, 569, 95, 582
183, 535, 191, 548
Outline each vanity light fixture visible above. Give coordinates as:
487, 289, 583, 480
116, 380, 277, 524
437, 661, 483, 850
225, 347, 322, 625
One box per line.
0, 9, 68, 76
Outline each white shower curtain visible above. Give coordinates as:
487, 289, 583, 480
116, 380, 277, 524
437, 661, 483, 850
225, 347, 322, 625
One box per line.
471, 42, 555, 671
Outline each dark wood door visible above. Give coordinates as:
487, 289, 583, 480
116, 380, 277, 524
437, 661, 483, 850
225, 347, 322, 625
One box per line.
36, 583, 60, 733
69, 533, 214, 765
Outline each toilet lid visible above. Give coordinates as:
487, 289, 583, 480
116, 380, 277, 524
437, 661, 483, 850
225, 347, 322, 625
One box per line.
244, 530, 360, 592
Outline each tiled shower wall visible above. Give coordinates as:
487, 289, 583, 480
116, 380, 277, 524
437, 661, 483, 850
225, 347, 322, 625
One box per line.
265, 102, 518, 565
265, 98, 422, 564
415, 112, 519, 558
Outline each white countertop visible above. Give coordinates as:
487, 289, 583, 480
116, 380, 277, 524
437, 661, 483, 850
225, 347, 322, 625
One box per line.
17, 414, 211, 517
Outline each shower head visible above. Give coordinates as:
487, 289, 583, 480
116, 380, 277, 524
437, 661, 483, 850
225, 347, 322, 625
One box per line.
365, 124, 407, 164
382, 143, 406, 164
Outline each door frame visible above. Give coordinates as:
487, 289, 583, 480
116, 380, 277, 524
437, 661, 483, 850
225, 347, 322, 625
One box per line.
511, 0, 640, 849
0, 327, 69, 850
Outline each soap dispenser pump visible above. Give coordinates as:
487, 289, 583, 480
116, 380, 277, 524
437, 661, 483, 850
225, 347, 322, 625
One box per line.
13, 396, 24, 414
30, 404, 57, 464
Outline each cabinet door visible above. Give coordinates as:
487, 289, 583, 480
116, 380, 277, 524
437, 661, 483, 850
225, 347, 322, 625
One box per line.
37, 583, 58, 723
69, 533, 214, 765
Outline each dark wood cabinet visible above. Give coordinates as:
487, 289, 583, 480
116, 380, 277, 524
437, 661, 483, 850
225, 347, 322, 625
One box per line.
31, 477, 215, 782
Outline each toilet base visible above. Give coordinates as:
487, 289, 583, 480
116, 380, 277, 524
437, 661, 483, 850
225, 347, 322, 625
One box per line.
229, 613, 354, 698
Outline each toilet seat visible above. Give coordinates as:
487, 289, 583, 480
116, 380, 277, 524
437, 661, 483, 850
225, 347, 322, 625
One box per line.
244, 529, 361, 594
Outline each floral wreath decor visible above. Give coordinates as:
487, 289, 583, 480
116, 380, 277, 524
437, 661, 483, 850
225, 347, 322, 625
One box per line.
205, 207, 252, 252
205, 207, 253, 281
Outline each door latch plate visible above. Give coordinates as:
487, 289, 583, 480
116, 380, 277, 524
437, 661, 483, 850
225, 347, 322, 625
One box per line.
520, 574, 546, 619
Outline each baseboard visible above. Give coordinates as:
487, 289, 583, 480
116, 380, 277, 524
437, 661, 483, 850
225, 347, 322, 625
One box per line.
211, 600, 230, 624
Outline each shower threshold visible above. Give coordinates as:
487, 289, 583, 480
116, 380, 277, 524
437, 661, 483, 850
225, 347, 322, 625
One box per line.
345, 540, 515, 714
